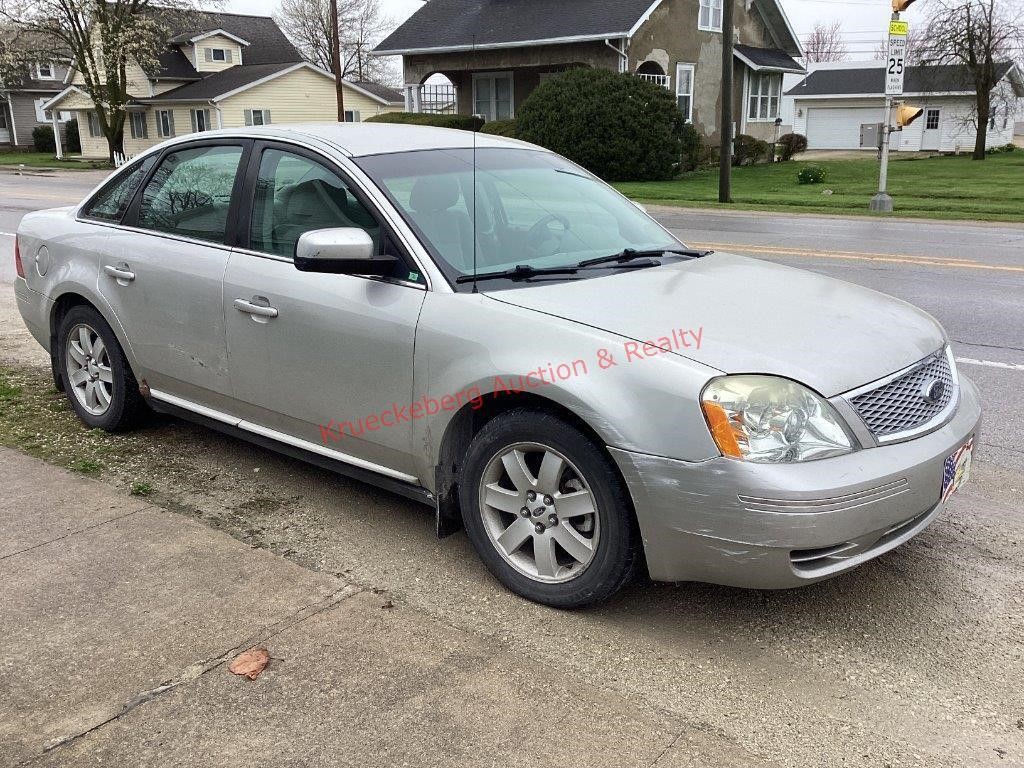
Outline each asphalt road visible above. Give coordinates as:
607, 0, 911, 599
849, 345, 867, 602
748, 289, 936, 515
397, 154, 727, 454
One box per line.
1, 169, 1022, 767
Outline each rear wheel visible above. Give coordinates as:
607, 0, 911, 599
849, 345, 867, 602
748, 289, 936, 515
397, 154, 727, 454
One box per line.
459, 409, 640, 608
57, 305, 145, 432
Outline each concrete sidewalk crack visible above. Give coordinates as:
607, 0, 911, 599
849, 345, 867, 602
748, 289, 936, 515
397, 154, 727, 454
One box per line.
0, 505, 150, 563
33, 583, 364, 760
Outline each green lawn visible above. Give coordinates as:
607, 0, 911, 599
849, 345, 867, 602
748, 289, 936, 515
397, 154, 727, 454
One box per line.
0, 152, 112, 170
614, 153, 1024, 223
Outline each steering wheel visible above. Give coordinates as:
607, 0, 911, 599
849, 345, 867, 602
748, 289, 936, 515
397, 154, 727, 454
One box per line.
526, 214, 571, 256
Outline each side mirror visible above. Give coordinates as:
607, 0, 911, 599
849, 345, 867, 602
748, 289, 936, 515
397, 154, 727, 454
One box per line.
294, 228, 397, 275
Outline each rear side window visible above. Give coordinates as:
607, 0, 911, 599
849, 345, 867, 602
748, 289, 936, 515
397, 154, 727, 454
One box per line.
137, 144, 244, 243
82, 157, 156, 222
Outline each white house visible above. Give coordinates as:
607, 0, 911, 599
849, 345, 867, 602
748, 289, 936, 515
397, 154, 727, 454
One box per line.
786, 60, 1024, 152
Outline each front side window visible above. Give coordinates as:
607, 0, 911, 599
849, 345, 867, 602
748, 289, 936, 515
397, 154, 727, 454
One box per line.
82, 156, 157, 222
249, 148, 382, 258
925, 108, 940, 130
473, 72, 513, 121
676, 64, 695, 122
344, 109, 361, 122
190, 108, 212, 132
88, 111, 101, 137
34, 98, 48, 123
129, 112, 148, 140
699, 0, 723, 31
137, 144, 244, 242
356, 148, 679, 291
747, 72, 782, 120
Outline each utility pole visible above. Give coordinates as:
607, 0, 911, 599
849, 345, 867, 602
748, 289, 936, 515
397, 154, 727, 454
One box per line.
718, 0, 734, 203
330, 0, 346, 121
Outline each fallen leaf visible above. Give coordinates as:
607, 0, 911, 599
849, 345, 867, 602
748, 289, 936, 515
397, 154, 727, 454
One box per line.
230, 647, 270, 680
381, 600, 395, 610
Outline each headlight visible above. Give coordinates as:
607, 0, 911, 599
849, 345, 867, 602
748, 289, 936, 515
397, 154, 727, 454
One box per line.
701, 375, 854, 463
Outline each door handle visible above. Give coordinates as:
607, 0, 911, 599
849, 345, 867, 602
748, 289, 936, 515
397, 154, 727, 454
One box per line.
233, 298, 279, 319
103, 264, 135, 282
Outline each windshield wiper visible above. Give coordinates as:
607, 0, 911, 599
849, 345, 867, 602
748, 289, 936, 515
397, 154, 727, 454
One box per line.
454, 264, 580, 284
575, 247, 713, 269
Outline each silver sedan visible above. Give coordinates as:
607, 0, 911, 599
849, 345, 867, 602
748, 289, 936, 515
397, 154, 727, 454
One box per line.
14, 125, 981, 607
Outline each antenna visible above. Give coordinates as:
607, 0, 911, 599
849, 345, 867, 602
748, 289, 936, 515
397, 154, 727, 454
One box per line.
471, 34, 479, 294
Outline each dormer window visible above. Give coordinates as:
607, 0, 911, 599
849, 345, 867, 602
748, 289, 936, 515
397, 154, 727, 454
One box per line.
212, 48, 226, 61
204, 47, 233, 64
35, 61, 55, 79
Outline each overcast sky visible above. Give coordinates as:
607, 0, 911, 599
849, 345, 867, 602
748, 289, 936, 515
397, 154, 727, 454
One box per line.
225, 0, 931, 62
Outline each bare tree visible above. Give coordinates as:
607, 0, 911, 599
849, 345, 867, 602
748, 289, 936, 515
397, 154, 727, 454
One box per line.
0, 0, 206, 161
802, 21, 849, 63
918, 0, 1024, 159
276, 0, 395, 84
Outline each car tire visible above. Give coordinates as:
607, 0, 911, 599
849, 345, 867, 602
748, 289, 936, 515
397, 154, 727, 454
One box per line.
459, 408, 640, 608
57, 305, 146, 432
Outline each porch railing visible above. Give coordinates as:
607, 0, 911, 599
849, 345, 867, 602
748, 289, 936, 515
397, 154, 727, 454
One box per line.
405, 83, 458, 114
636, 73, 672, 89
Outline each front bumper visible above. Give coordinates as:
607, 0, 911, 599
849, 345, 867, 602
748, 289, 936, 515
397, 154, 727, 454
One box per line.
611, 376, 982, 588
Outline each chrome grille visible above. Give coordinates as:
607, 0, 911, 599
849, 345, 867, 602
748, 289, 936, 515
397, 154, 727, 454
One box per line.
849, 350, 956, 440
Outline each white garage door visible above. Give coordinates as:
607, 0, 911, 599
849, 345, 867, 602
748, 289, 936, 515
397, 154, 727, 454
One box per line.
806, 107, 885, 150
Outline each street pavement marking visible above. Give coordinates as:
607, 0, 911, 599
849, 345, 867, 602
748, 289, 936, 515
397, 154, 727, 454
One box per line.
956, 357, 1024, 372
690, 241, 1024, 274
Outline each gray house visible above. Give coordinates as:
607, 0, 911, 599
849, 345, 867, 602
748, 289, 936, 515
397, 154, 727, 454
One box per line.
373, 0, 804, 143
1, 59, 71, 149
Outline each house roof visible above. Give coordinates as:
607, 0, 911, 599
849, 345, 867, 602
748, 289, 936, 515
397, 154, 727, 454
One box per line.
734, 45, 804, 73
374, 0, 678, 54
375, 0, 801, 56
160, 10, 300, 67
146, 61, 301, 101
349, 80, 403, 104
787, 62, 1021, 97
155, 48, 202, 81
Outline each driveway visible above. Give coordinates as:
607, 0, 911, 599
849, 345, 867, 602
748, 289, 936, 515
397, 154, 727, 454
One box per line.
1, 170, 1022, 767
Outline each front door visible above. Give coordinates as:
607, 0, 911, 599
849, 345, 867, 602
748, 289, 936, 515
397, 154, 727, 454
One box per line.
101, 140, 250, 411
921, 108, 942, 150
222, 143, 426, 479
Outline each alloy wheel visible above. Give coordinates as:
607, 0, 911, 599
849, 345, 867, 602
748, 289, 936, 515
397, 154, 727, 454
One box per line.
65, 323, 114, 416
478, 442, 600, 583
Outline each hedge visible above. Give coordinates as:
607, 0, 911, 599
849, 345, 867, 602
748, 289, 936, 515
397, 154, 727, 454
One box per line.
31, 125, 56, 154
479, 119, 518, 138
364, 112, 484, 131
515, 68, 686, 181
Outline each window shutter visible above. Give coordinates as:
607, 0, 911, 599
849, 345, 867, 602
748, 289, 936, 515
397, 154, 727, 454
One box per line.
244, 109, 252, 126
205, 48, 213, 62
204, 109, 212, 130
225, 49, 233, 63
142, 114, 148, 139
263, 110, 271, 124
190, 109, 197, 133
168, 111, 175, 136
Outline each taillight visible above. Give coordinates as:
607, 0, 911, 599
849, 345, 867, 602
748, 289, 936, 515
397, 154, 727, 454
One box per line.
14, 236, 25, 279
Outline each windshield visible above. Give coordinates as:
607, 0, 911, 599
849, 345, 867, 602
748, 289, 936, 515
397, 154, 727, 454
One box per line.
355, 148, 681, 290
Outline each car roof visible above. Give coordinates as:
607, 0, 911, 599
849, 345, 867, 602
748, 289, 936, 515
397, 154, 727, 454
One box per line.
183, 123, 542, 157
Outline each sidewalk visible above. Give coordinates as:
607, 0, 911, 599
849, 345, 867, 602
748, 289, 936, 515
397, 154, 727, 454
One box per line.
0, 447, 766, 768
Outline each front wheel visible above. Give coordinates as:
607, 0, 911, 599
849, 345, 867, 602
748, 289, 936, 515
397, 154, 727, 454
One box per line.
459, 409, 640, 608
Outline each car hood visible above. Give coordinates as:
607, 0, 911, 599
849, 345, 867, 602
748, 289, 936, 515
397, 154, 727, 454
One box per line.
486, 252, 947, 397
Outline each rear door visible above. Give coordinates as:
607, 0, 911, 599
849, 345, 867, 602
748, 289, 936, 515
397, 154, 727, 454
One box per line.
222, 141, 427, 479
99, 140, 251, 411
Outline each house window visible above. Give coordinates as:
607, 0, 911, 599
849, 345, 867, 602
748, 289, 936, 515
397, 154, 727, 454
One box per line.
35, 61, 55, 80
190, 108, 213, 132
699, 0, 723, 32
156, 109, 175, 137
343, 110, 361, 123
472, 72, 513, 122
129, 112, 148, 140
747, 72, 782, 121
675, 64, 695, 123
925, 109, 940, 130
88, 111, 101, 137
34, 98, 49, 123
205, 48, 232, 64
244, 109, 272, 126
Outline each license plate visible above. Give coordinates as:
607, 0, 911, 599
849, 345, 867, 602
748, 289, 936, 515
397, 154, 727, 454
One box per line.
941, 436, 974, 502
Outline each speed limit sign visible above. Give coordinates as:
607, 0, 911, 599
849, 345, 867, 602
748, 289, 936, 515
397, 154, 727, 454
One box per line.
886, 20, 909, 95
